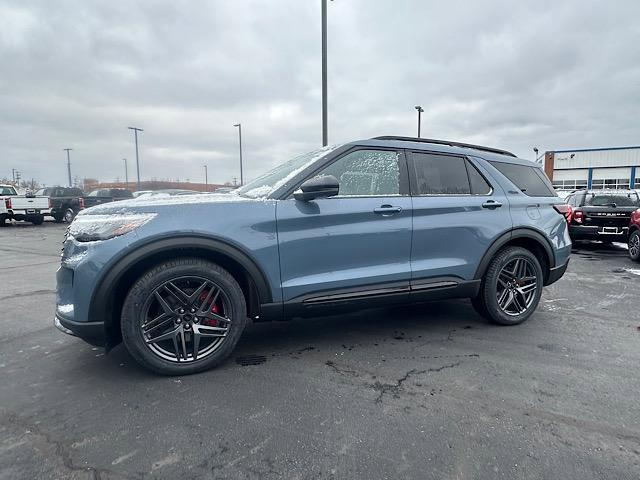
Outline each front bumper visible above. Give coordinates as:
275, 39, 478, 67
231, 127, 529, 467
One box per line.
54, 313, 106, 347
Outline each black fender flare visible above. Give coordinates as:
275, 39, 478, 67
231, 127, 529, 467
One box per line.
88, 235, 273, 327
473, 227, 555, 280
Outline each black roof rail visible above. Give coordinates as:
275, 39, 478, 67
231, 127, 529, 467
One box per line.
371, 136, 517, 158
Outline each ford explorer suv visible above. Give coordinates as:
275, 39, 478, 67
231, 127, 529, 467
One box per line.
564, 189, 640, 243
55, 136, 571, 375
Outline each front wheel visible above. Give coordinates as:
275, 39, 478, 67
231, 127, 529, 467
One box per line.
473, 246, 543, 325
629, 230, 640, 262
121, 258, 247, 375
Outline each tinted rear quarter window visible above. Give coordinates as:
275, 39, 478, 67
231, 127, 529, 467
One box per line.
489, 162, 556, 197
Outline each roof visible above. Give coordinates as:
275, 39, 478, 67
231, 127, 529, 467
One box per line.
354, 136, 527, 163
549, 146, 640, 154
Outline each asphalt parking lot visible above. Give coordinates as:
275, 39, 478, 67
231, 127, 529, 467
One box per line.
1, 222, 639, 479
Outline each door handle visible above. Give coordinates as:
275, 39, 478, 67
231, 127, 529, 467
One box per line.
482, 200, 502, 209
374, 205, 403, 215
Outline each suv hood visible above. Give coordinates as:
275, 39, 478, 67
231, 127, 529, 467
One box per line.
78, 192, 256, 216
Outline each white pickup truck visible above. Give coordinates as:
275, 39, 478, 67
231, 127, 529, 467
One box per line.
0, 184, 51, 226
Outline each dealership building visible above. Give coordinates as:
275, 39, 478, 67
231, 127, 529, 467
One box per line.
544, 146, 640, 191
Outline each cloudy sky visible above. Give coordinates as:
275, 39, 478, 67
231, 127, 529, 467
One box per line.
1, 0, 639, 187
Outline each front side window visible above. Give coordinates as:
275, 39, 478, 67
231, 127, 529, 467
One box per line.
315, 149, 401, 196
411, 153, 471, 195
0, 186, 17, 196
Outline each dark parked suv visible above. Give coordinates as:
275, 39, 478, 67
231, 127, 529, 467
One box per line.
564, 189, 640, 243
55, 136, 571, 375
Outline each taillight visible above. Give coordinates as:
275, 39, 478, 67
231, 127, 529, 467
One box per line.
553, 204, 572, 222
79, 197, 85, 209
5, 198, 11, 209
573, 209, 584, 224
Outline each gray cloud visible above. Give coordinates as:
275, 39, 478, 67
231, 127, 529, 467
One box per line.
1, 0, 639, 187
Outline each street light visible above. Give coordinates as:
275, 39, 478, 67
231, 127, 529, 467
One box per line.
123, 158, 129, 186
63, 148, 73, 187
233, 123, 244, 186
533, 147, 544, 163
414, 106, 424, 138
128, 127, 143, 191
204, 164, 208, 190
321, 0, 332, 146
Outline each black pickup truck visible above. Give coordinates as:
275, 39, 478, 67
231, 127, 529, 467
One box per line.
84, 188, 134, 208
35, 187, 85, 223
565, 189, 640, 242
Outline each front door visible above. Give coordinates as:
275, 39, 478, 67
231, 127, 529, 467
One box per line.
276, 147, 413, 311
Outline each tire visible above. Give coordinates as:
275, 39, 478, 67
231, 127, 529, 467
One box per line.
30, 215, 44, 225
475, 246, 543, 326
0, 215, 7, 227
54, 213, 64, 223
121, 258, 247, 375
63, 208, 76, 223
629, 230, 640, 262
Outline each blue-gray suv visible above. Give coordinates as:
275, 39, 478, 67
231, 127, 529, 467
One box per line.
55, 136, 571, 375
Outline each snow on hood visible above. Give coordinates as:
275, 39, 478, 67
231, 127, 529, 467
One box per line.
78, 192, 255, 216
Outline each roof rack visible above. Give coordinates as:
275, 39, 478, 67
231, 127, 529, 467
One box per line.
371, 136, 517, 158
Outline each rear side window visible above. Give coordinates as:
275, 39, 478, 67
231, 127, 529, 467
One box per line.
489, 162, 556, 197
411, 153, 492, 195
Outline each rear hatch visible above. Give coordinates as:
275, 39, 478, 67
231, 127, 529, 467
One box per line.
580, 191, 639, 231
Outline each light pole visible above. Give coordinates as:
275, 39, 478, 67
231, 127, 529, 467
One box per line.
63, 148, 73, 187
204, 164, 208, 190
533, 147, 544, 163
321, 0, 330, 146
414, 106, 424, 138
128, 127, 143, 191
233, 123, 244, 186
123, 158, 129, 186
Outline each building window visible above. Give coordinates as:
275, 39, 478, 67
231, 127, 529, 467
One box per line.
552, 179, 588, 190
591, 178, 630, 189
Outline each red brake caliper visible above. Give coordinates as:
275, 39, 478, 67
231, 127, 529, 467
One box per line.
199, 290, 218, 327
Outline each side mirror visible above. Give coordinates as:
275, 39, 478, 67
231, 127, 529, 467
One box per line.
294, 175, 339, 201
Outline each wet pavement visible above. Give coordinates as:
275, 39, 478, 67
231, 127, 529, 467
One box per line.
1, 222, 639, 479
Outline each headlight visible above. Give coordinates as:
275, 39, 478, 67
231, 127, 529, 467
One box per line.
69, 213, 156, 242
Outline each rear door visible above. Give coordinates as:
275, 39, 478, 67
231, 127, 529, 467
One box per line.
276, 147, 412, 309
408, 151, 512, 286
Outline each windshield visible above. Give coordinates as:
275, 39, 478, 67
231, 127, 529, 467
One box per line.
585, 192, 639, 207
0, 186, 17, 195
236, 145, 342, 198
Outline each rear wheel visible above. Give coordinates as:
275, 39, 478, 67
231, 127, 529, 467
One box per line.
629, 230, 640, 262
30, 214, 44, 225
121, 258, 247, 375
63, 208, 76, 223
473, 246, 543, 325
0, 214, 7, 227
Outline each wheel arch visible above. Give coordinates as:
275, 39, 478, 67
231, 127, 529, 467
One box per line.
90, 235, 273, 350
474, 228, 555, 284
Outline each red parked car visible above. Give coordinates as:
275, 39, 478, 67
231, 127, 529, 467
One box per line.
629, 208, 640, 262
